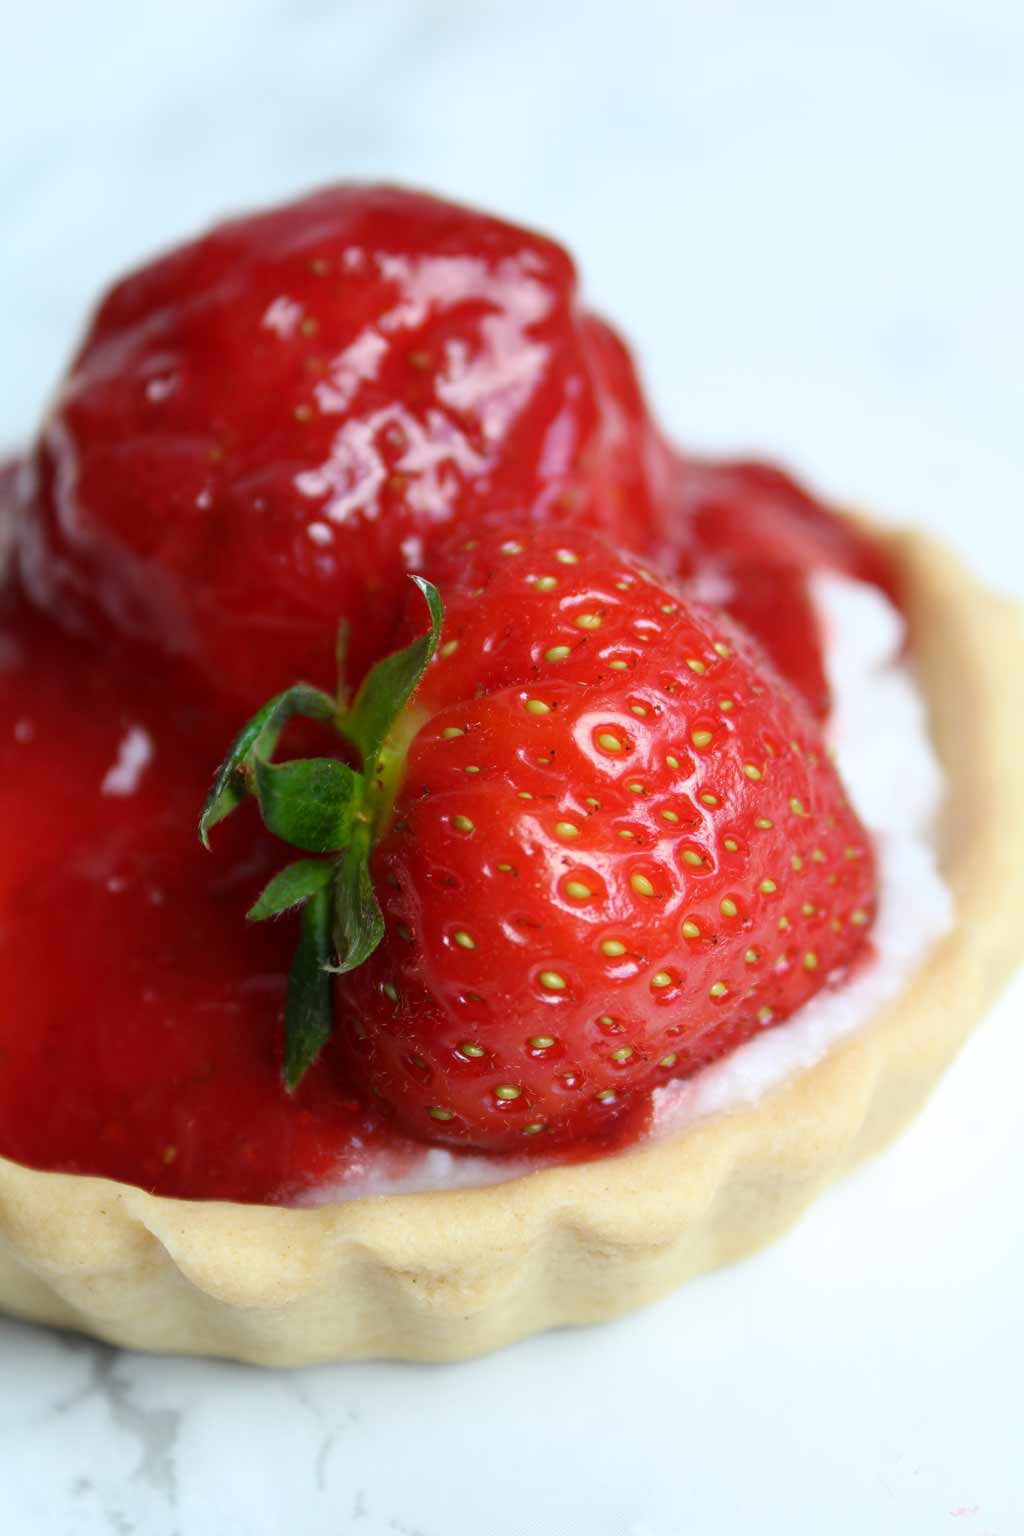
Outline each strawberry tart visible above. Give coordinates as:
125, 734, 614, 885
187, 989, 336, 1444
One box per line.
0, 186, 1020, 1363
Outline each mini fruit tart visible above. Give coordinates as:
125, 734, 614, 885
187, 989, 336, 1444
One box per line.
0, 188, 1020, 1365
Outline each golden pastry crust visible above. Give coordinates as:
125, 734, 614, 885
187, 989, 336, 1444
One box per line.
0, 526, 1021, 1365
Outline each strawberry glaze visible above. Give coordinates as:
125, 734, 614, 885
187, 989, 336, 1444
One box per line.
0, 589, 375, 1200
0, 588, 651, 1199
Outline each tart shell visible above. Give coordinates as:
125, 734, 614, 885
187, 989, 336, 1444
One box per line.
0, 526, 1021, 1366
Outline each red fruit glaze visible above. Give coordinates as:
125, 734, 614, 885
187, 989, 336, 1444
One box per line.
668, 457, 900, 717
16, 186, 669, 712
675, 457, 897, 591
334, 528, 877, 1152
0, 592, 426, 1201
689, 555, 832, 719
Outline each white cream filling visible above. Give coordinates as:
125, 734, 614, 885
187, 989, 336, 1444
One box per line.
299, 573, 952, 1207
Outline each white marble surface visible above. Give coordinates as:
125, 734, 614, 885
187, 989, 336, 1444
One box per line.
1, 2, 1022, 1532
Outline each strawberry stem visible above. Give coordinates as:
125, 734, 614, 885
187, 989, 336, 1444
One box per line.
199, 577, 444, 1090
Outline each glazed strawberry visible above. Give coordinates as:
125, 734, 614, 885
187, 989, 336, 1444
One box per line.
675, 457, 897, 590
15, 186, 669, 711
668, 457, 901, 716
203, 526, 877, 1153
683, 553, 831, 717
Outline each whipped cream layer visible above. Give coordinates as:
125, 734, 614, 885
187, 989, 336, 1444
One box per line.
301, 573, 952, 1206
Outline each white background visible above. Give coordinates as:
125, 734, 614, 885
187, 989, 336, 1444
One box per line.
1, 3, 1022, 1532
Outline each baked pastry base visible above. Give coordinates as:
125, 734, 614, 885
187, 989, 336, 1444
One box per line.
0, 526, 1020, 1365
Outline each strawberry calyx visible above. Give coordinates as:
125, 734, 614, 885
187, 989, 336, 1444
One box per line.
199, 577, 443, 1089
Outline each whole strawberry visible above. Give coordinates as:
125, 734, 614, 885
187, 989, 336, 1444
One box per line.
202, 526, 876, 1153
17, 186, 670, 710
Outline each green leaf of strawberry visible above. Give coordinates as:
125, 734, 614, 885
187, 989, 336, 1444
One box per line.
330, 830, 386, 975
282, 884, 335, 1092
200, 577, 444, 1090
251, 757, 360, 852
341, 576, 444, 769
198, 684, 337, 848
247, 859, 335, 922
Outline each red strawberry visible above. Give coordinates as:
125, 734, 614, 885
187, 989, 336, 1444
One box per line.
203, 525, 877, 1153
16, 186, 668, 711
668, 457, 901, 716
681, 552, 831, 718
675, 457, 897, 590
